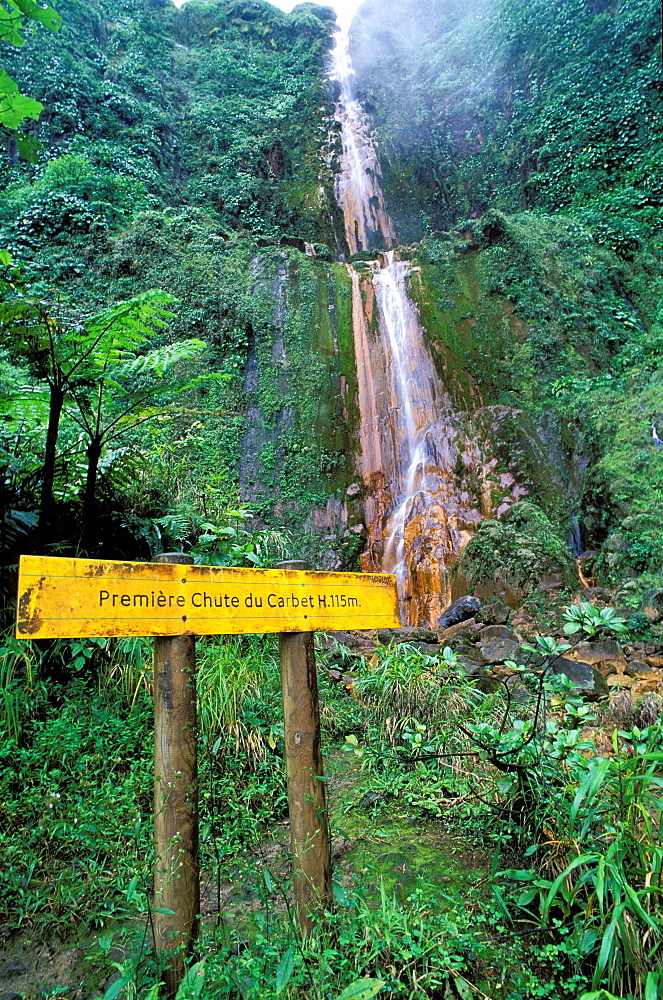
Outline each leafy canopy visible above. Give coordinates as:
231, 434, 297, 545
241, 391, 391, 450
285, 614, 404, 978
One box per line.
0, 0, 61, 159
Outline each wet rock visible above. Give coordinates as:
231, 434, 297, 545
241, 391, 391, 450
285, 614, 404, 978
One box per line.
517, 648, 546, 668
625, 660, 655, 678
0, 992, 22, 1000
475, 601, 510, 625
607, 674, 632, 689
453, 641, 482, 658
437, 595, 482, 629
596, 661, 620, 677
457, 658, 500, 692
0, 964, 27, 979
280, 235, 307, 253
480, 639, 520, 664
566, 640, 622, 664
447, 626, 478, 647
478, 625, 517, 643
377, 627, 438, 645
538, 573, 564, 591
407, 628, 439, 643
643, 602, 663, 624
440, 617, 481, 642
331, 835, 354, 859
360, 791, 388, 811
551, 657, 610, 700
412, 642, 442, 656
456, 656, 485, 676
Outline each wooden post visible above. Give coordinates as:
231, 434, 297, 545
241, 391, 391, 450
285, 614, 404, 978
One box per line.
276, 560, 332, 934
153, 553, 198, 997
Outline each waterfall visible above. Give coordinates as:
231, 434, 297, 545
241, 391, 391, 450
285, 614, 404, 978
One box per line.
329, 28, 395, 254
330, 26, 482, 626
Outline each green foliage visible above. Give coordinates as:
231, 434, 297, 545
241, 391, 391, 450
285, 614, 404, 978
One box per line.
501, 723, 663, 996
352, 641, 479, 726
0, 284, 208, 546
351, 0, 662, 250
561, 601, 628, 638
1, 0, 337, 239
0, 679, 154, 931
0, 0, 61, 156
459, 500, 575, 592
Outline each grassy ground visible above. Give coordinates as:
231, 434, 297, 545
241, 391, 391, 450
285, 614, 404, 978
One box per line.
0, 617, 662, 999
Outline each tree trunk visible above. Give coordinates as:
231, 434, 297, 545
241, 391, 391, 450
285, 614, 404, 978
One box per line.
81, 435, 103, 540
38, 385, 65, 539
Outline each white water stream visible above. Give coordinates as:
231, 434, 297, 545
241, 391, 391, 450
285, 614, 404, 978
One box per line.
329, 29, 395, 255
329, 26, 481, 625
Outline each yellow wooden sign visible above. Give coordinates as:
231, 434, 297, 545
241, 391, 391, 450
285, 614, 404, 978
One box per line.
16, 555, 401, 639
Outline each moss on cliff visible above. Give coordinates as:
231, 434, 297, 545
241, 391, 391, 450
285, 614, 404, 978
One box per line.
458, 500, 576, 594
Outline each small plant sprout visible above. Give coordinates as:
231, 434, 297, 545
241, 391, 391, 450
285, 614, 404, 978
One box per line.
343, 733, 364, 759
561, 602, 628, 637
521, 635, 572, 657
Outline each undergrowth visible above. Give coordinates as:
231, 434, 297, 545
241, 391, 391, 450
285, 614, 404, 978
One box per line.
0, 613, 661, 999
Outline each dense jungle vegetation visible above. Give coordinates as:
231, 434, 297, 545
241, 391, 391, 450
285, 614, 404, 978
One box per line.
0, 0, 661, 598
0, 0, 662, 998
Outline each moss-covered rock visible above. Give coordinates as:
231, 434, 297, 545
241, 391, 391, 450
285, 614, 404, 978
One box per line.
458, 500, 576, 596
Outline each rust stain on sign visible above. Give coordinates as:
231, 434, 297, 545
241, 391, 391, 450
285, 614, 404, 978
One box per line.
16, 555, 401, 639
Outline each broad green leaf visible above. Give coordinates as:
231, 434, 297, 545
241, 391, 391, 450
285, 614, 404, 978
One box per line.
275, 946, 295, 995
593, 905, 624, 987
645, 972, 660, 1000
0, 75, 43, 129
453, 978, 475, 1000
336, 979, 385, 1000
15, 132, 42, 162
542, 854, 596, 922
570, 756, 611, 831
17, 0, 62, 32
125, 874, 140, 902
103, 975, 130, 1000
175, 962, 206, 1000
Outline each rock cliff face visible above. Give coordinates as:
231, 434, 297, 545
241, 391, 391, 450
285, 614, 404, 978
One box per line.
2, 0, 661, 612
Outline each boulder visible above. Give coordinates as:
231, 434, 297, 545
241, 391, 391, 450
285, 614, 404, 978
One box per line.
377, 627, 438, 645
457, 656, 485, 676
566, 640, 622, 664
457, 657, 500, 692
550, 657, 610, 700
480, 639, 520, 664
641, 588, 663, 624
625, 660, 654, 678
440, 617, 480, 642
475, 601, 510, 625
412, 642, 442, 656
438, 595, 482, 629
478, 625, 517, 643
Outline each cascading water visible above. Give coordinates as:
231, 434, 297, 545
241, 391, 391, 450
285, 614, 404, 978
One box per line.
329, 25, 483, 625
329, 28, 395, 254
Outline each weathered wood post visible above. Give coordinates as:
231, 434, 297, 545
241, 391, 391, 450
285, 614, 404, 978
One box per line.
153, 552, 199, 996
276, 560, 332, 934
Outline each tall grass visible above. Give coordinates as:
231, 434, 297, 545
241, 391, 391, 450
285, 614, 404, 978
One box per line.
0, 633, 43, 741
197, 636, 281, 767
353, 642, 486, 727
97, 634, 282, 767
